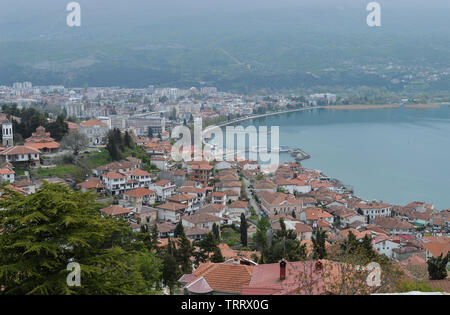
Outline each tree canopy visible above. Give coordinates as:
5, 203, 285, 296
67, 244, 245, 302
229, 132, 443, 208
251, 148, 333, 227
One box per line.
0, 183, 162, 295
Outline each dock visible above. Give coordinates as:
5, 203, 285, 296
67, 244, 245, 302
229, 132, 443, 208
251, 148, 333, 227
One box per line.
288, 148, 311, 161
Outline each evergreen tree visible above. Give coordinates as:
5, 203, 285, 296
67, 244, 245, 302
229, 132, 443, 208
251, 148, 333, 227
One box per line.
124, 131, 133, 148
312, 229, 327, 259
46, 114, 69, 141
253, 217, 270, 251
106, 130, 121, 161
427, 253, 449, 280
197, 233, 218, 255
161, 253, 180, 294
212, 223, 220, 241
0, 183, 161, 295
263, 217, 308, 263
174, 220, 185, 238
361, 234, 376, 259
340, 230, 360, 254
176, 234, 194, 274
240, 213, 248, 247
211, 246, 225, 263
150, 223, 160, 250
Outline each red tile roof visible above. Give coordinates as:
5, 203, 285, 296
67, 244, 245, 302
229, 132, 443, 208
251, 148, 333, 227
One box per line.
184, 263, 254, 294
157, 202, 187, 211
124, 187, 155, 198
102, 171, 126, 179
0, 146, 41, 155
80, 119, 106, 127
77, 177, 104, 189
0, 168, 15, 175
100, 205, 132, 216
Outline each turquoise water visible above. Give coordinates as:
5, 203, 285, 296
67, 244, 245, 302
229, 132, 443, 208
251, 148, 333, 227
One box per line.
242, 106, 450, 209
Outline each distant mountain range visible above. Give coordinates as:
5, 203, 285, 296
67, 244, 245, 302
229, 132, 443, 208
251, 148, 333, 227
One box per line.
1, 0, 450, 94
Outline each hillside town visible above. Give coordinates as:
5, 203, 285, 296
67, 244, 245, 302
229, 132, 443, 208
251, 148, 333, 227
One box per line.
0, 83, 448, 295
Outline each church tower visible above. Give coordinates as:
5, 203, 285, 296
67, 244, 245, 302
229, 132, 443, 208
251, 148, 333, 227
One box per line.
2, 120, 13, 147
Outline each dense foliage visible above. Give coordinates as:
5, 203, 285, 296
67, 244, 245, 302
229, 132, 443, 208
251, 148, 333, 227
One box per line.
0, 183, 162, 295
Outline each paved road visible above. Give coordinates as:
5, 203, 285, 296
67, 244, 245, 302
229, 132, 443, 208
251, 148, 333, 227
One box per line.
243, 177, 263, 218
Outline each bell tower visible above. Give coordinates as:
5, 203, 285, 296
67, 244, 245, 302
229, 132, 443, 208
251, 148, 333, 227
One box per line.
2, 120, 13, 147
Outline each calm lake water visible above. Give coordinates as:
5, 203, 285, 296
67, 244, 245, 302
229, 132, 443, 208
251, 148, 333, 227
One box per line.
242, 106, 450, 210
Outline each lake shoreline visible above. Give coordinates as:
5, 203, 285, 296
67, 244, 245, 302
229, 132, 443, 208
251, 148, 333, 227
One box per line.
248, 105, 450, 209
212, 103, 444, 130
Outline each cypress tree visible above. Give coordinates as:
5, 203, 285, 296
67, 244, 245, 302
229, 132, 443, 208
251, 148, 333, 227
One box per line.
312, 229, 327, 259
174, 220, 185, 238
240, 213, 248, 247
177, 234, 194, 274
211, 246, 225, 263
212, 223, 220, 241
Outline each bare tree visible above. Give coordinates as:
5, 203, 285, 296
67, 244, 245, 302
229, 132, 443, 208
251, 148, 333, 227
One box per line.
61, 130, 89, 157
288, 246, 404, 295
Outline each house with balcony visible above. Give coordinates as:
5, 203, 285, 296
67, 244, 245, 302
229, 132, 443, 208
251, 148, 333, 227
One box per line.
166, 193, 199, 215
101, 171, 127, 195
124, 187, 156, 211
151, 179, 176, 201
211, 191, 226, 205
0, 146, 41, 167
156, 202, 188, 223
189, 161, 213, 186
126, 168, 152, 188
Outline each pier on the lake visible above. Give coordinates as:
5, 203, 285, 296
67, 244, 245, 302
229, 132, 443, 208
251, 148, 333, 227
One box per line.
288, 148, 311, 161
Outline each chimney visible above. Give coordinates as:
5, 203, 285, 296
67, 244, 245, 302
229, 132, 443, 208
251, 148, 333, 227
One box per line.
315, 261, 323, 272
279, 260, 286, 280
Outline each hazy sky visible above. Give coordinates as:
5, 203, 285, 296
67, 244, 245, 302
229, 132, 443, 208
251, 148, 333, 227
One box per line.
1, 0, 449, 41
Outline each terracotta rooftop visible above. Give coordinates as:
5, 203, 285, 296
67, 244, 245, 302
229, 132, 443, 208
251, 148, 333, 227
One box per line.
229, 201, 248, 208
0, 146, 41, 156
157, 202, 187, 211
77, 177, 104, 189
124, 187, 155, 198
183, 263, 254, 294
183, 213, 222, 224
80, 119, 106, 127
101, 205, 132, 216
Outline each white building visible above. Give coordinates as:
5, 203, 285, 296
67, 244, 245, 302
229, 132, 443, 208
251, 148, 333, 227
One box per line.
373, 239, 400, 258
0, 168, 15, 183
79, 119, 109, 145
359, 202, 392, 220
2, 120, 13, 147
0, 146, 41, 167
151, 180, 176, 201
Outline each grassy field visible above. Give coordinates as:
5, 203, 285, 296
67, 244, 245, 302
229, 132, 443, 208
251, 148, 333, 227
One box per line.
33, 164, 83, 178
78, 148, 111, 169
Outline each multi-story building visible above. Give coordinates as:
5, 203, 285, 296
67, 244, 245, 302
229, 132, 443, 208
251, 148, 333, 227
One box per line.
151, 180, 176, 201
190, 163, 213, 186
79, 119, 109, 145
358, 202, 392, 220
0, 146, 41, 167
